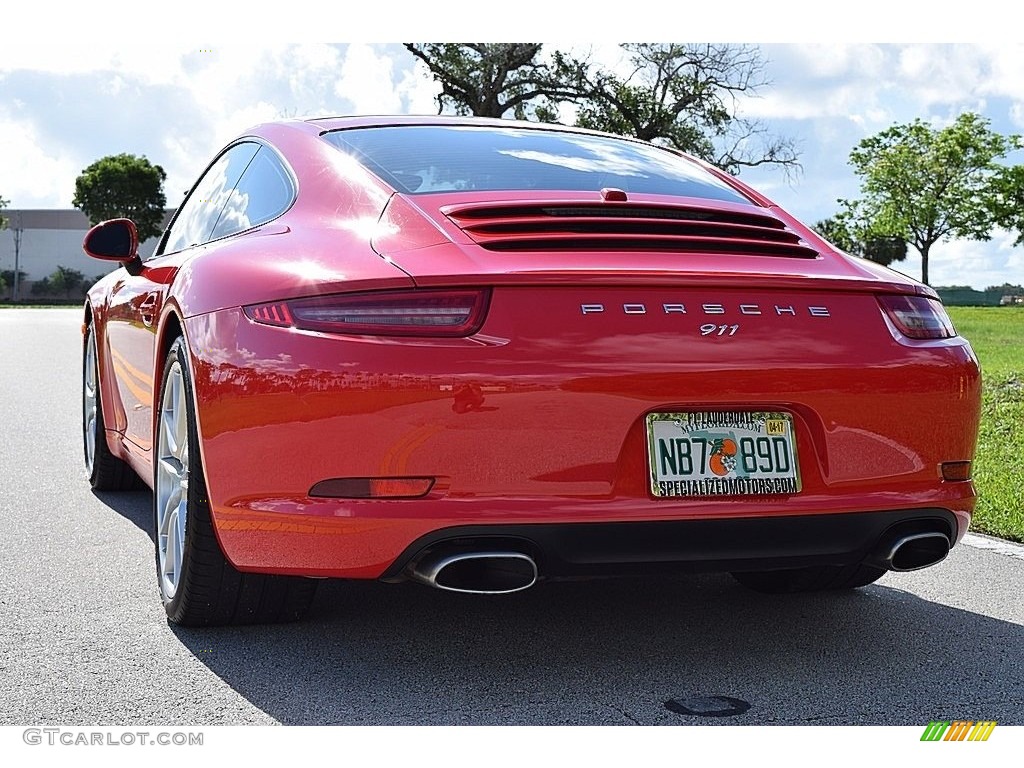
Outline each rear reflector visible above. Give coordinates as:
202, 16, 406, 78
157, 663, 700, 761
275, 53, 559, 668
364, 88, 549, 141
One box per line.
878, 295, 956, 340
245, 289, 489, 337
309, 477, 435, 499
940, 462, 972, 482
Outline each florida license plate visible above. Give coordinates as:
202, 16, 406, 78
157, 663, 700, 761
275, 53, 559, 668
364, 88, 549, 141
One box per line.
646, 411, 801, 497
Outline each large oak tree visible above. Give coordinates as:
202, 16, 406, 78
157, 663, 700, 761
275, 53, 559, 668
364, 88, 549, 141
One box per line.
404, 43, 577, 120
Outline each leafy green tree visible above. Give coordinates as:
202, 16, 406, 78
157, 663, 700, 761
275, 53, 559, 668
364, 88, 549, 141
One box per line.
984, 282, 1024, 293
990, 164, 1024, 246
30, 277, 51, 296
813, 216, 907, 267
0, 194, 8, 231
48, 265, 85, 298
1, 269, 28, 286
840, 112, 1021, 285
72, 153, 167, 242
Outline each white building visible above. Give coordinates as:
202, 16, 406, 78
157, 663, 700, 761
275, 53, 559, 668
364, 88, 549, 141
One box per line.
0, 209, 170, 300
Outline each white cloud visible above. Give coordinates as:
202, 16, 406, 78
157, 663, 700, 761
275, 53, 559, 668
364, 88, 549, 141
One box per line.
0, 119, 79, 207
335, 44, 403, 115
974, 44, 1024, 101
926, 231, 1024, 288
741, 44, 1021, 128
395, 60, 442, 116
785, 44, 888, 80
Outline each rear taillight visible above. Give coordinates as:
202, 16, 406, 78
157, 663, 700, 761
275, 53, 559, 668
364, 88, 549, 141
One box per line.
877, 295, 956, 340
244, 289, 490, 337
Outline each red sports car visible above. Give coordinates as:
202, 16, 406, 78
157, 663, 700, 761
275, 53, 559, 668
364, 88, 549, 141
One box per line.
82, 116, 981, 626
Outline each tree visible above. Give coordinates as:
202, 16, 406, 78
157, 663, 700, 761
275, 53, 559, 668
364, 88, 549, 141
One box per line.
30, 277, 51, 296
404, 43, 799, 175
1, 269, 27, 285
0, 194, 8, 231
990, 164, 1024, 246
564, 44, 799, 175
403, 43, 576, 120
813, 216, 907, 267
48, 265, 85, 298
72, 153, 167, 242
840, 113, 1021, 285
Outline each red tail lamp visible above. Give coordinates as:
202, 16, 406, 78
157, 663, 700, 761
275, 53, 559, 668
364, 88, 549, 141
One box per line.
877, 295, 956, 340
245, 289, 490, 337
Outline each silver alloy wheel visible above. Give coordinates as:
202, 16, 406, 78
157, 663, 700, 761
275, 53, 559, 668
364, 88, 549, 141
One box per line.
83, 331, 98, 472
156, 360, 189, 600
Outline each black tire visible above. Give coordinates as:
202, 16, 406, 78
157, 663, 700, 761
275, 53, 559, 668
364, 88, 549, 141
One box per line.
730, 563, 886, 594
154, 337, 317, 626
83, 322, 144, 491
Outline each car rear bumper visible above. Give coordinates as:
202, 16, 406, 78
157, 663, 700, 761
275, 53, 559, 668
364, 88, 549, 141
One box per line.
378, 507, 962, 581
207, 491, 972, 578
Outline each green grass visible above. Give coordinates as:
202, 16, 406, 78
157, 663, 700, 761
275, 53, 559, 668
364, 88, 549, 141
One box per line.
949, 307, 1024, 542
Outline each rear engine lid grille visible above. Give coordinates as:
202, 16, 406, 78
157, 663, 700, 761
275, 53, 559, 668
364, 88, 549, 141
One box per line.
442, 202, 820, 259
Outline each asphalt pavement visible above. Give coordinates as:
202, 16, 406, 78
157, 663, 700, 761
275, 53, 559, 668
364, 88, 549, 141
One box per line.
1, 308, 1021, 726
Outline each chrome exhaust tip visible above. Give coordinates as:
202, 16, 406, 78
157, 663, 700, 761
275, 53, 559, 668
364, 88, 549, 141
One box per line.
410, 551, 538, 594
879, 532, 951, 572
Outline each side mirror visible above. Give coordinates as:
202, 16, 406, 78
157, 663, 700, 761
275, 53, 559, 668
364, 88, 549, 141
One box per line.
83, 218, 139, 262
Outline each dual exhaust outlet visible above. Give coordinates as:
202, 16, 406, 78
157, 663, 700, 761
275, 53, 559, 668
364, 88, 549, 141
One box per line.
406, 529, 951, 595
871, 531, 951, 572
409, 550, 538, 595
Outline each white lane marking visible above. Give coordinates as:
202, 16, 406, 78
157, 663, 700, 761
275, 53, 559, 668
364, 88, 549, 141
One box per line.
963, 533, 1024, 561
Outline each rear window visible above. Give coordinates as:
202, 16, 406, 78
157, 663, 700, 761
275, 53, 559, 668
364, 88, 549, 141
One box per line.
321, 125, 751, 204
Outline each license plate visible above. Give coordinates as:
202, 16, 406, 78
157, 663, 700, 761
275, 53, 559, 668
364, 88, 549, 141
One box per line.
646, 411, 800, 497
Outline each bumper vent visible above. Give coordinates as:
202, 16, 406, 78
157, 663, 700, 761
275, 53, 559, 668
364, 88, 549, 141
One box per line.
442, 202, 820, 259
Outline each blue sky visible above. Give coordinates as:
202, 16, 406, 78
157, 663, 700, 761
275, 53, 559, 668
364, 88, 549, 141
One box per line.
2, 5, 1022, 288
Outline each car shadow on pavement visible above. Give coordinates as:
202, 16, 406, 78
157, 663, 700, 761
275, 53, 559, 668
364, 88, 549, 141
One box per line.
167, 570, 1024, 726
92, 489, 154, 542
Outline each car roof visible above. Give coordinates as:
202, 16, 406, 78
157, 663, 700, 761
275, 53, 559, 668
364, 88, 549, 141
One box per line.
298, 114, 653, 144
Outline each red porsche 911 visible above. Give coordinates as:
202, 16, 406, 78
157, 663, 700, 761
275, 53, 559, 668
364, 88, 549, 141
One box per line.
82, 116, 981, 626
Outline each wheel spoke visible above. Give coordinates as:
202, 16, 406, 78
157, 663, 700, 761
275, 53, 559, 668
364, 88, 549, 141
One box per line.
160, 484, 182, 532
160, 409, 176, 460
157, 456, 182, 482
163, 507, 178, 580
172, 375, 187, 461
173, 500, 186, 583
161, 370, 181, 460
